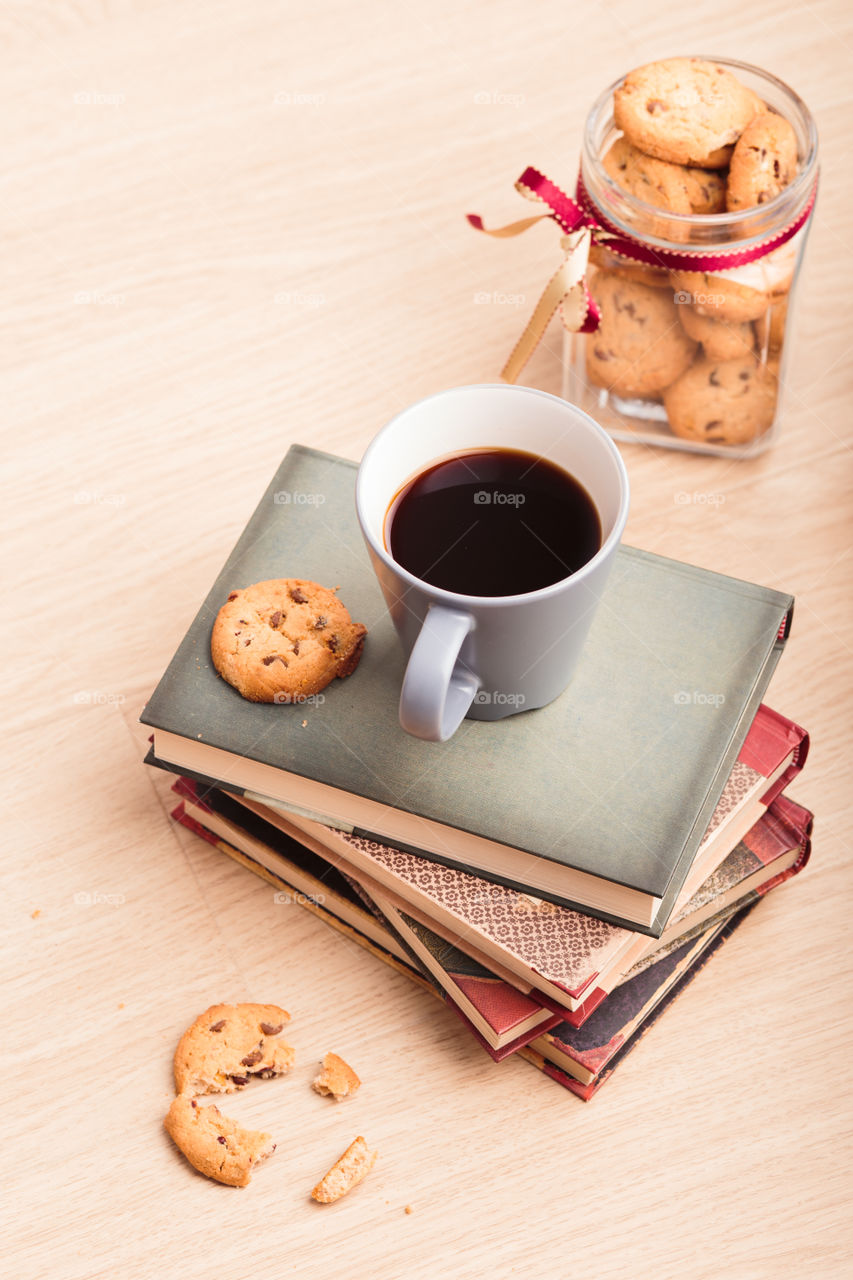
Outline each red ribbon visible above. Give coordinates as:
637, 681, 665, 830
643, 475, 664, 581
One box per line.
467, 165, 818, 382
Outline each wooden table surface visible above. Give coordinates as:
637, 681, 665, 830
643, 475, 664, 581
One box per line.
5, 2, 852, 1277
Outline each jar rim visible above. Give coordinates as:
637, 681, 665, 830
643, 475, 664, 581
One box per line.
581, 56, 819, 252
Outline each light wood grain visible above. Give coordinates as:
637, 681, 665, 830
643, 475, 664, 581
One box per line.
4, 2, 852, 1277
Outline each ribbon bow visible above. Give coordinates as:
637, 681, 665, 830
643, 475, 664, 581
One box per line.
468, 165, 818, 384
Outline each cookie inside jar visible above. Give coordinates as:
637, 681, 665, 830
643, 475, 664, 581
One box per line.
563, 57, 818, 457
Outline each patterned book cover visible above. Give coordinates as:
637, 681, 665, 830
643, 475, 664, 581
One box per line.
531, 795, 811, 1087
229, 703, 807, 1014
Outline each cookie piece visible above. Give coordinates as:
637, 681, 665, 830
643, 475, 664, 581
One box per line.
173, 1002, 294, 1096
586, 272, 697, 397
311, 1136, 377, 1204
603, 137, 726, 214
613, 58, 759, 168
678, 306, 755, 360
164, 1095, 275, 1187
663, 356, 778, 446
211, 579, 366, 704
312, 1052, 361, 1101
755, 297, 788, 352
726, 112, 798, 210
672, 270, 769, 323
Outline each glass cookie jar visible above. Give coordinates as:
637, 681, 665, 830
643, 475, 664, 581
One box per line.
562, 58, 819, 457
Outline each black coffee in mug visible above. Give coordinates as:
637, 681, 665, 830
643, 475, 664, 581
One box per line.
385, 448, 602, 597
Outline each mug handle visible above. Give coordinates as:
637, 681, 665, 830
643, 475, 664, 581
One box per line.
399, 605, 479, 742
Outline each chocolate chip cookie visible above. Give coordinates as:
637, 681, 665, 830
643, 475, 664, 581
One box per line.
613, 58, 760, 168
678, 306, 756, 360
173, 1002, 295, 1095
586, 272, 698, 396
663, 355, 778, 445
672, 270, 770, 323
211, 579, 366, 703
165, 1095, 276, 1187
726, 111, 798, 210
603, 136, 727, 214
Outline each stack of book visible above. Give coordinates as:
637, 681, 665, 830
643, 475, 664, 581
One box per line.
143, 447, 812, 1099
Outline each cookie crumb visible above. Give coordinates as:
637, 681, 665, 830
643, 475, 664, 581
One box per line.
30, 908, 41, 918
405, 1204, 413, 1215
302, 719, 307, 728
117, 1002, 125, 1009
311, 1136, 376, 1203
312, 1051, 361, 1101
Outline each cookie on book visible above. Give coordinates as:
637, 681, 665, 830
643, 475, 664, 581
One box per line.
586, 272, 697, 397
211, 579, 366, 704
311, 1135, 377, 1203
173, 1002, 294, 1096
164, 1094, 276, 1187
663, 355, 778, 445
613, 58, 760, 168
312, 1051, 361, 1101
726, 111, 799, 211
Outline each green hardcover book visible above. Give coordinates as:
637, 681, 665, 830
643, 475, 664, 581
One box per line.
142, 445, 793, 935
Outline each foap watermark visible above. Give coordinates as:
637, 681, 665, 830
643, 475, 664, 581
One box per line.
474, 690, 526, 708
272, 692, 326, 706
674, 690, 726, 708
73, 690, 126, 706
273, 290, 325, 308
74, 290, 125, 306
273, 91, 326, 106
473, 90, 525, 107
273, 490, 326, 506
74, 490, 126, 507
73, 90, 125, 106
673, 290, 725, 309
473, 489, 525, 507
473, 290, 526, 307
74, 890, 126, 906
675, 491, 725, 507
273, 889, 325, 905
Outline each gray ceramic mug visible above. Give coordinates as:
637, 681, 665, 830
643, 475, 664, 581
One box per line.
356, 384, 629, 741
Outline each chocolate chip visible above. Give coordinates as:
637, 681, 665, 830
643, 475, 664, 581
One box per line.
262, 655, 277, 665
229, 1075, 249, 1086
290, 587, 308, 603
256, 1068, 277, 1079
773, 159, 780, 178
292, 640, 300, 656
270, 610, 282, 628
593, 346, 610, 361
327, 635, 340, 653
739, 370, 751, 380
191, 1099, 198, 1108
234, 630, 241, 635
227, 592, 238, 601
704, 419, 723, 430
239, 619, 249, 624
646, 98, 667, 114
217, 1136, 226, 1145
259, 1021, 284, 1036
244, 638, 252, 646
209, 1020, 226, 1032
709, 370, 721, 387
241, 1049, 263, 1067
314, 615, 328, 629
